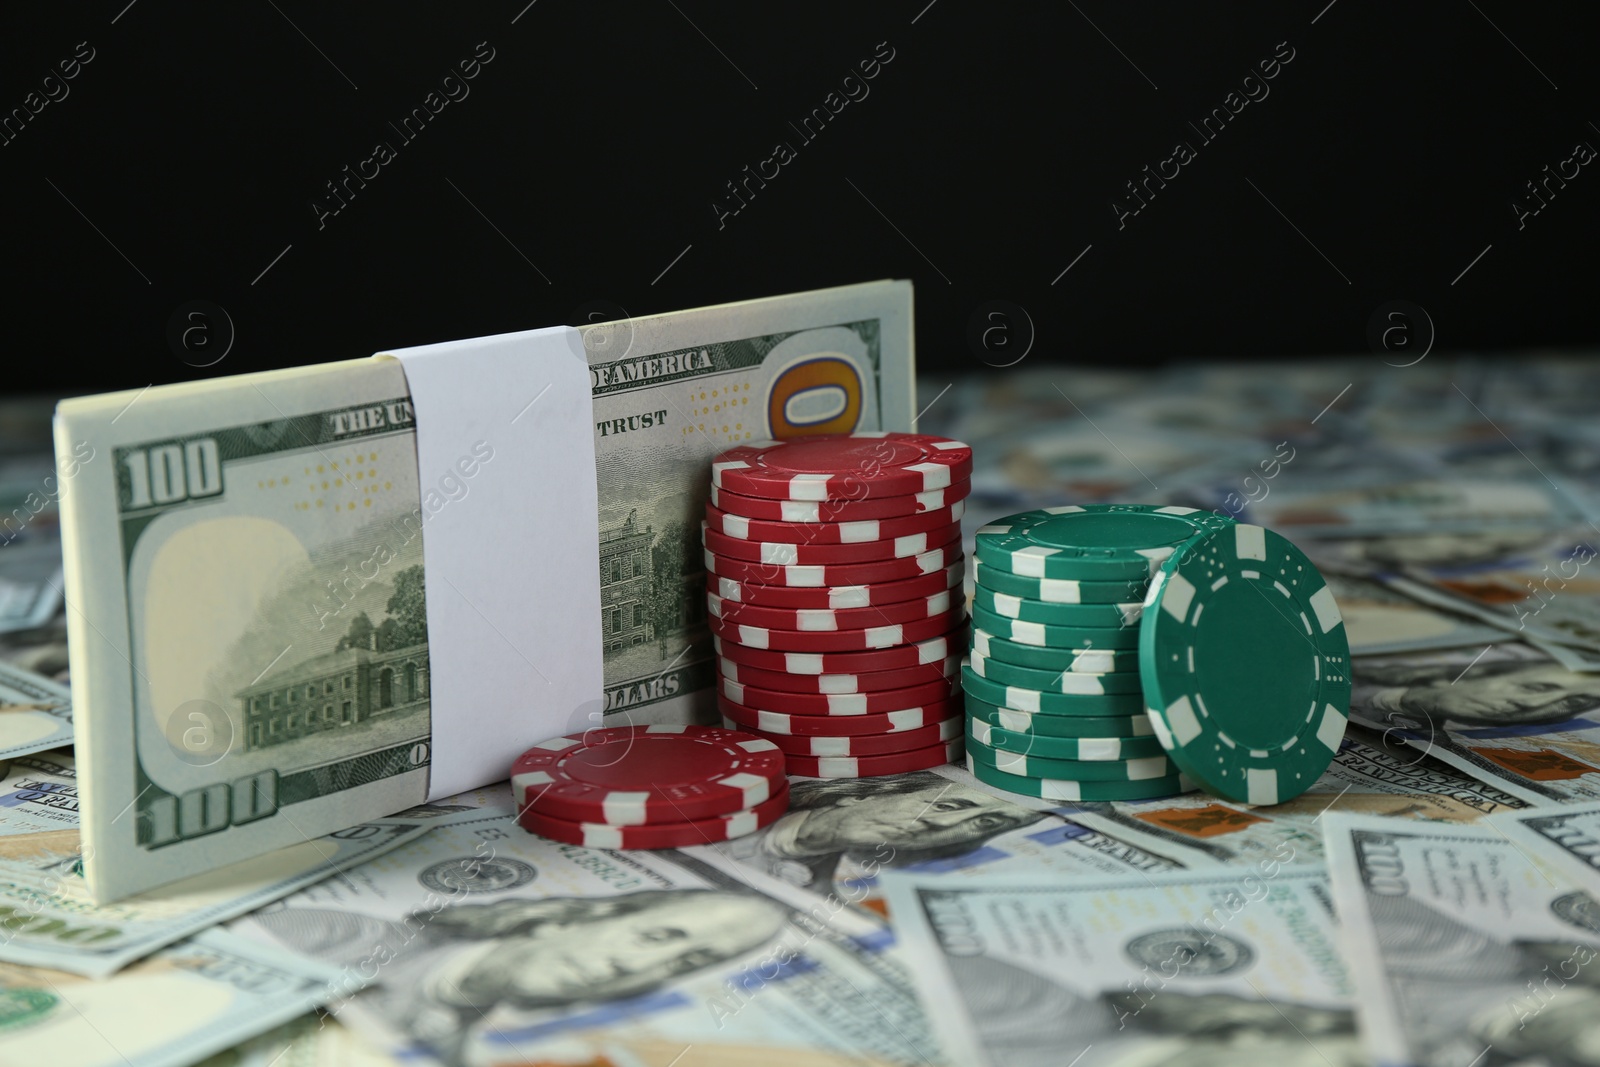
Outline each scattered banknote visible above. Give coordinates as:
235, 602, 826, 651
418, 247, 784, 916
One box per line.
688, 768, 1187, 925
1485, 800, 1600, 896
233, 806, 942, 1067
0, 750, 437, 977
0, 659, 71, 760
1051, 726, 1525, 869
1349, 644, 1600, 805
882, 866, 1358, 1067
1322, 812, 1600, 1067
194, 1012, 406, 1067
0, 927, 348, 1067
1323, 571, 1506, 656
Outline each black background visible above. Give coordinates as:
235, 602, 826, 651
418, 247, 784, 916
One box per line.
2, 1, 1597, 393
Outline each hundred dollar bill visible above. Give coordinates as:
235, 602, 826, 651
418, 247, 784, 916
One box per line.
581, 281, 912, 723
0, 927, 348, 1067
56, 358, 437, 902
0, 659, 71, 759
1348, 644, 1600, 805
1055, 726, 1524, 870
233, 807, 942, 1067
881, 866, 1359, 1067
1485, 800, 1600, 897
0, 749, 436, 977
194, 1012, 407, 1067
1323, 812, 1600, 1067
688, 768, 1186, 926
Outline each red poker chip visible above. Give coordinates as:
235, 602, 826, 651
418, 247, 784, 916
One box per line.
705, 500, 966, 544
721, 676, 962, 718
713, 623, 967, 673
703, 521, 963, 565
717, 653, 961, 694
709, 587, 957, 632
510, 724, 787, 825
710, 482, 970, 522
707, 562, 962, 611
709, 606, 966, 653
704, 540, 962, 586
519, 782, 791, 850
712, 433, 973, 501
785, 738, 965, 778
719, 693, 963, 734
724, 714, 963, 755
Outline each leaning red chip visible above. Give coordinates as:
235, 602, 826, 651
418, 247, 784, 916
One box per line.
518, 783, 791, 850
712, 433, 973, 501
704, 539, 962, 586
710, 482, 970, 522
784, 738, 965, 778
510, 724, 787, 825
718, 693, 962, 734
720, 676, 962, 718
707, 562, 962, 610
705, 500, 965, 544
725, 714, 963, 755
708, 587, 957, 631
717, 654, 961, 694
703, 521, 963, 565
713, 624, 967, 673
708, 607, 966, 653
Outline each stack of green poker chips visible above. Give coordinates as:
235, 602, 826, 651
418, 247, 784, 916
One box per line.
962, 505, 1351, 807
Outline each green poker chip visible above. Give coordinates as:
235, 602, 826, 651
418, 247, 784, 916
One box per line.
971, 604, 1140, 650
968, 648, 1143, 694
975, 505, 1237, 581
973, 585, 1144, 628
968, 733, 1178, 781
961, 665, 1146, 716
968, 696, 1155, 739
966, 753, 1194, 802
1139, 522, 1351, 805
972, 630, 1142, 674
972, 557, 1147, 604
968, 716, 1167, 761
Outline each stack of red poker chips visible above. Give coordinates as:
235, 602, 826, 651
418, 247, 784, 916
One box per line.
705, 432, 973, 778
511, 724, 790, 849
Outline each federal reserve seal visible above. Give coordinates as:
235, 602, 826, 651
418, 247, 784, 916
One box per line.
1124, 927, 1254, 976
1551, 890, 1600, 934
418, 856, 536, 894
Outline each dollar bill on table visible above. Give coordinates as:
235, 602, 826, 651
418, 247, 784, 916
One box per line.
232, 807, 942, 1067
0, 749, 440, 977
1322, 812, 1600, 1067
881, 866, 1359, 1067
1348, 643, 1600, 805
688, 769, 1187, 927
0, 660, 71, 759
1052, 725, 1525, 870
55, 282, 912, 903
1215, 476, 1589, 537
1324, 572, 1506, 657
1484, 800, 1600, 897
0, 927, 349, 1067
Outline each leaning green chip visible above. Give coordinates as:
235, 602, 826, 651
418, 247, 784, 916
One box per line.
961, 665, 1146, 716
969, 716, 1166, 760
971, 604, 1141, 650
968, 696, 1155, 738
966, 753, 1194, 802
972, 630, 1142, 674
973, 557, 1148, 604
968, 648, 1143, 694
1139, 522, 1351, 805
973, 585, 1144, 628
975, 505, 1237, 581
